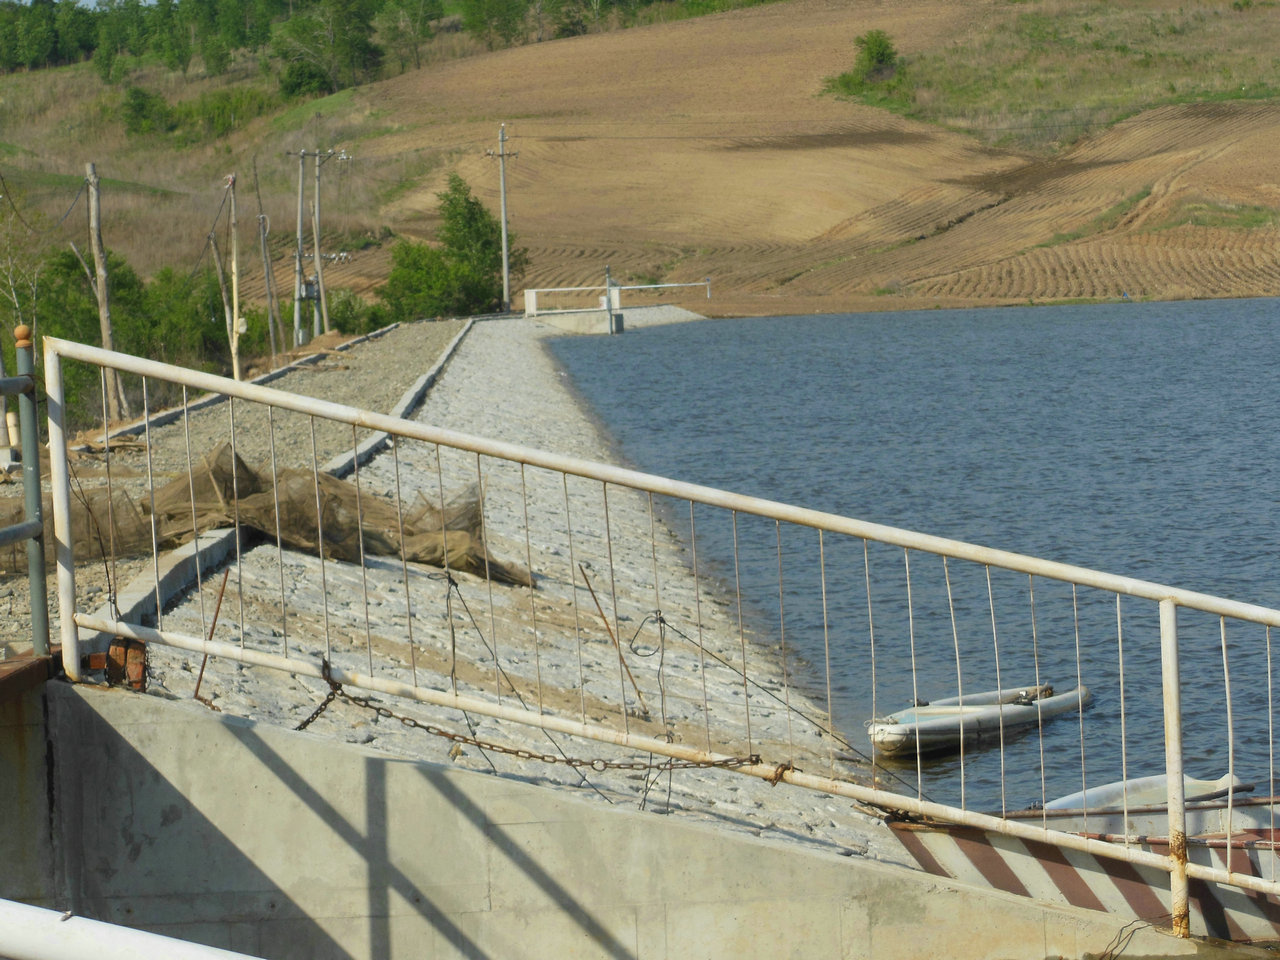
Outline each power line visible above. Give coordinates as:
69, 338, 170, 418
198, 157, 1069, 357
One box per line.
0, 167, 86, 234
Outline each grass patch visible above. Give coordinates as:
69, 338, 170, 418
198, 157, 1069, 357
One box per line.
270, 88, 360, 133
826, 0, 1280, 150
619, 0, 785, 28
1037, 187, 1152, 247
1155, 197, 1280, 230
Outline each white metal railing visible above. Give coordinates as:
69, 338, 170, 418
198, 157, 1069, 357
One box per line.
40, 334, 1280, 939
0, 898, 265, 960
524, 278, 711, 317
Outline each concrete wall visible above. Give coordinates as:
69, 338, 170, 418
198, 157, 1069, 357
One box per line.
533, 310, 623, 335
6, 682, 1248, 960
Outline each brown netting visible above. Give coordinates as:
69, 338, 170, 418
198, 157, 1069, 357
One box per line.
1, 442, 532, 587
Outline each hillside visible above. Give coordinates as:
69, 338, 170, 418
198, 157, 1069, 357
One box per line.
4, 0, 1279, 320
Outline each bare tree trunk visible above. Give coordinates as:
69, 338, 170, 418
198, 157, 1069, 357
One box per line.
86, 162, 129, 423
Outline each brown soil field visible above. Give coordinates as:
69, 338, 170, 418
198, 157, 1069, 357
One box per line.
47, 0, 1280, 319
301, 0, 1280, 317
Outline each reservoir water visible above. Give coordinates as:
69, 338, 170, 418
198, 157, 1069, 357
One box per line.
546, 298, 1280, 809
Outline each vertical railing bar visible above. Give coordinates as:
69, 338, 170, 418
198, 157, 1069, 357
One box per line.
521, 463, 543, 713
98, 369, 120, 617
352, 424, 374, 677
141, 377, 163, 631
476, 453, 499, 701
985, 564, 1006, 815
906, 547, 921, 797
266, 407, 288, 659
691, 501, 710, 750
391, 436, 418, 688
819, 530, 834, 774
433, 444, 458, 693
775, 520, 795, 757
180, 385, 209, 642
46, 345, 82, 678
865, 539, 876, 778
227, 398, 245, 645
649, 491, 669, 735
1159, 597, 1189, 939
1029, 575, 1046, 809
1268, 624, 1275, 880
603, 482, 628, 728
943, 556, 964, 810
1072, 584, 1086, 835
732, 511, 752, 752
309, 416, 331, 662
1116, 595, 1129, 838
563, 473, 586, 723
1219, 616, 1236, 871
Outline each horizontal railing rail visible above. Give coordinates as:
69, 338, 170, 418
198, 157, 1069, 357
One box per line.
524, 279, 711, 317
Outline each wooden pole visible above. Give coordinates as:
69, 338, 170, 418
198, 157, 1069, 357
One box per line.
228, 174, 241, 381
293, 151, 305, 347
209, 232, 233, 355
85, 162, 128, 422
312, 149, 331, 335
252, 157, 282, 360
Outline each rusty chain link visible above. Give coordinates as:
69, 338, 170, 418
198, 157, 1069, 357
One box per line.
296, 661, 763, 774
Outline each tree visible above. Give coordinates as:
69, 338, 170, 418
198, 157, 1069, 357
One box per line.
375, 0, 441, 72
460, 0, 527, 48
273, 0, 381, 93
377, 174, 527, 321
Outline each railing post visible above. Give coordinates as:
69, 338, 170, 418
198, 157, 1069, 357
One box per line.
1159, 597, 1189, 937
15, 325, 48, 657
42, 338, 80, 680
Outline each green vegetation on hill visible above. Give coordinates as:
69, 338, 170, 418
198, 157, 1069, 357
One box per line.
829, 1, 1280, 149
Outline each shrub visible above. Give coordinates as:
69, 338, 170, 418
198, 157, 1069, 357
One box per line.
377, 174, 527, 321
827, 29, 906, 98
280, 60, 335, 97
121, 86, 177, 135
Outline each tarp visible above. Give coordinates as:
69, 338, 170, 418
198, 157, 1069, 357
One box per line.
2, 442, 532, 587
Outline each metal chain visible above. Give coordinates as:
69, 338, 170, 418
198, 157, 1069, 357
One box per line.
296, 662, 762, 774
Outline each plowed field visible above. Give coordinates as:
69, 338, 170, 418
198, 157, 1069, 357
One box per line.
301, 0, 1280, 316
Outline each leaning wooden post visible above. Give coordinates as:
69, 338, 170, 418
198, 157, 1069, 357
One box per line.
15, 324, 48, 657
85, 162, 129, 423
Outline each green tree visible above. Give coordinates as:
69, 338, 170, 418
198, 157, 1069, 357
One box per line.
378, 174, 527, 321
460, 0, 527, 48
274, 0, 381, 93
375, 0, 440, 72
54, 0, 96, 64
16, 0, 56, 69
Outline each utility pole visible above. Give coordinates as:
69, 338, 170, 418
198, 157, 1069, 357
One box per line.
227, 173, 242, 381
291, 149, 305, 347
311, 148, 335, 336
252, 157, 282, 360
85, 162, 128, 422
486, 125, 517, 312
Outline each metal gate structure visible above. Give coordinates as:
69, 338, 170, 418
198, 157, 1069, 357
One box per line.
40, 332, 1280, 940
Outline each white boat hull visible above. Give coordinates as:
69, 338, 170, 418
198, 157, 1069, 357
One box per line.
868, 684, 1091, 757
